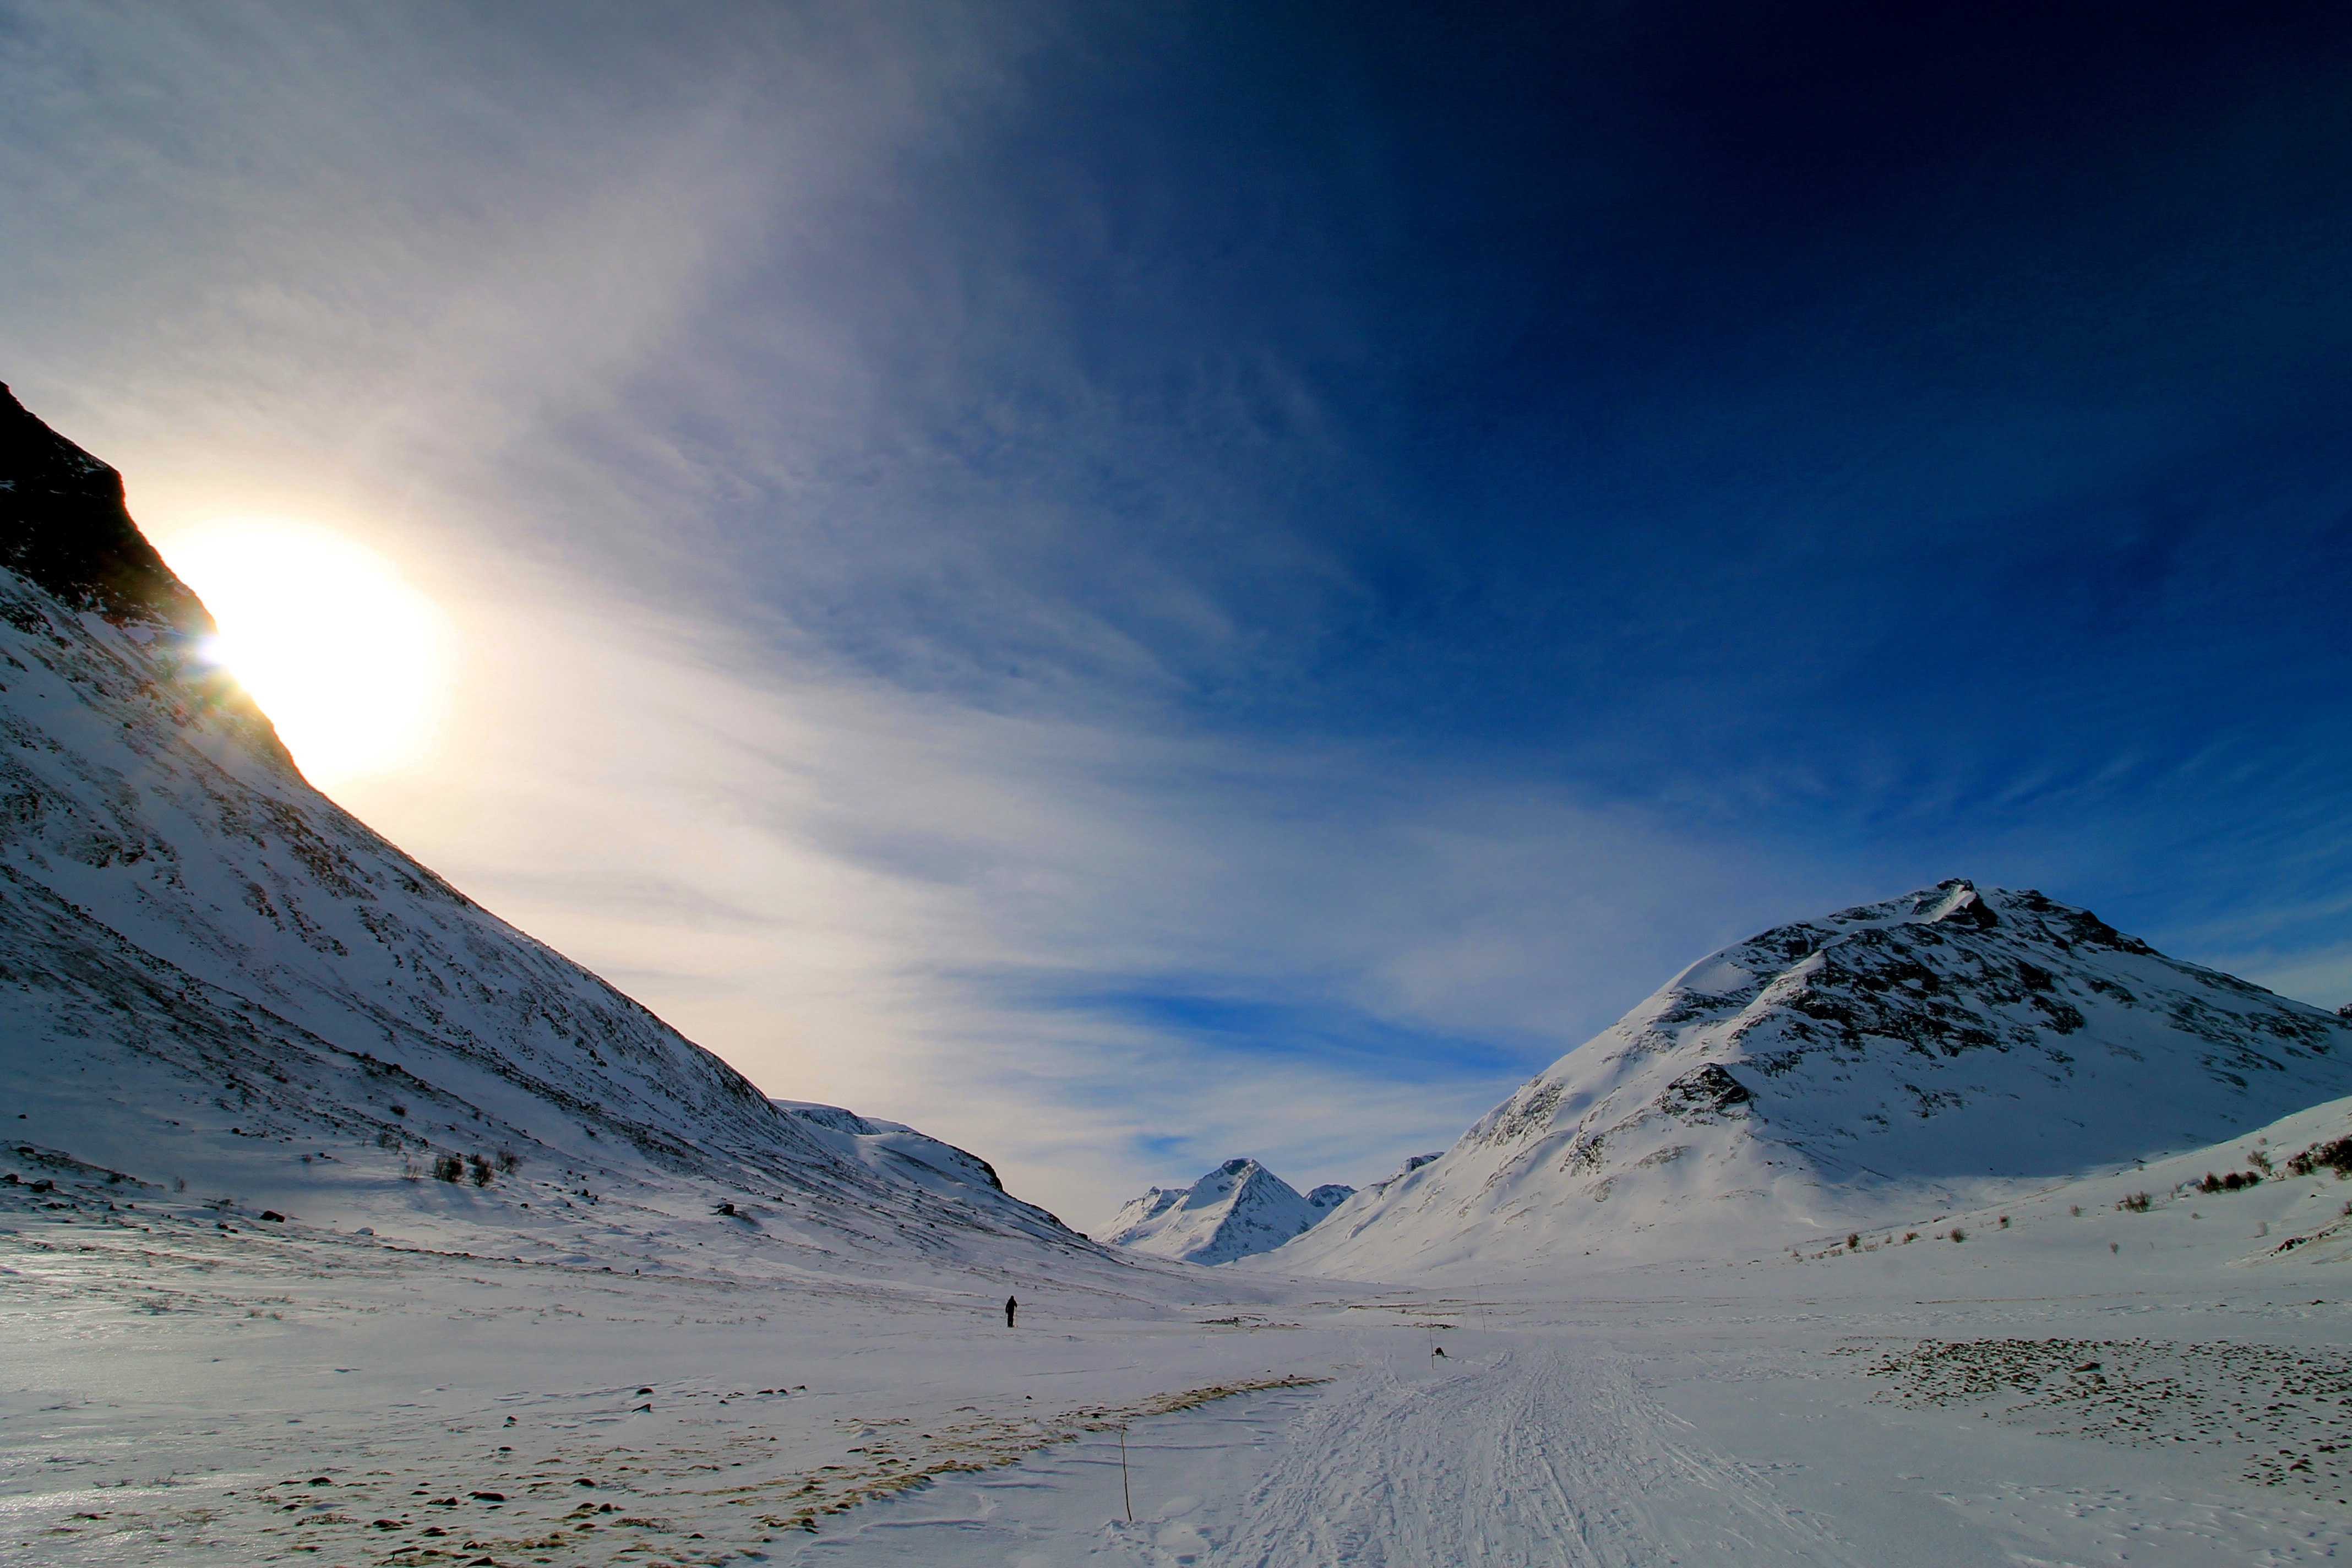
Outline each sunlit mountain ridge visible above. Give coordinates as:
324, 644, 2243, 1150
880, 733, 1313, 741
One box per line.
0, 384, 1112, 1286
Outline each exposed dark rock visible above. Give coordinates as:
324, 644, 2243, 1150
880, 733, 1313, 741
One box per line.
1657, 1064, 1753, 1121
0, 385, 209, 631
1935, 888, 2000, 929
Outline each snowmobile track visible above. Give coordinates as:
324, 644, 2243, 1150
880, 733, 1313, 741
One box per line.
1217, 1342, 1858, 1567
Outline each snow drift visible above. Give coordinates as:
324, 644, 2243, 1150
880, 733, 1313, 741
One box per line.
1276, 879, 2352, 1278
0, 384, 1094, 1271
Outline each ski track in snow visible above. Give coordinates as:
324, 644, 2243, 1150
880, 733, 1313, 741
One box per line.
1216, 1343, 1856, 1568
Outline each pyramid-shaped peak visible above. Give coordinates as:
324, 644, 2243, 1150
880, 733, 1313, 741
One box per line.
1102, 1156, 1343, 1265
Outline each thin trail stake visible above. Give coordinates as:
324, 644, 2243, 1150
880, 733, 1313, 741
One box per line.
1119, 1424, 1133, 1523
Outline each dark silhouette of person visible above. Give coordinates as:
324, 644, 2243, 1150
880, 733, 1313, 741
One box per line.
1005, 1295, 1018, 1328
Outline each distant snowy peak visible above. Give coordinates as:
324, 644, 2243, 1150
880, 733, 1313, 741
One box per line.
1275, 880, 2352, 1279
1106, 1186, 1185, 1234
1103, 1157, 1344, 1265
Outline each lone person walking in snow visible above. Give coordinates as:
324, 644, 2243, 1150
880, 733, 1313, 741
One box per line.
1005, 1295, 1018, 1328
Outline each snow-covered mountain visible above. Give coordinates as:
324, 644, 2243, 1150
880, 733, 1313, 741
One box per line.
1303, 1182, 1355, 1212
1276, 880, 2352, 1279
1102, 1158, 1352, 1264
0, 384, 1097, 1273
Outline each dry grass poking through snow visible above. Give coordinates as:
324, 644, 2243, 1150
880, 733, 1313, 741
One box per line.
323, 1375, 1333, 1563
39, 1362, 1330, 1567
1857, 1338, 2352, 1498
1, 1189, 1330, 1567
732, 1374, 1329, 1537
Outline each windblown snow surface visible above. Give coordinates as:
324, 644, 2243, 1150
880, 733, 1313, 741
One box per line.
1102, 1159, 1352, 1264
12, 386, 2352, 1567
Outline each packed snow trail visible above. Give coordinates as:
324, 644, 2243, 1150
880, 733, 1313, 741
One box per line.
1216, 1341, 1858, 1568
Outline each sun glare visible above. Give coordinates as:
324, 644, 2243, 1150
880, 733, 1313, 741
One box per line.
156, 521, 448, 787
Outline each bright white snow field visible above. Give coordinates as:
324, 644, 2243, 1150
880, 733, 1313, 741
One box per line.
14, 1095, 2352, 1566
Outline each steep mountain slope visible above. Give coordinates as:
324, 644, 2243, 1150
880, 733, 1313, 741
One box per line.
774, 1099, 1076, 1233
0, 384, 1096, 1276
1277, 880, 2352, 1279
1102, 1157, 1350, 1264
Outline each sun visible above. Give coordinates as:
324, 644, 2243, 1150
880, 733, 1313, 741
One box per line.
154, 521, 448, 787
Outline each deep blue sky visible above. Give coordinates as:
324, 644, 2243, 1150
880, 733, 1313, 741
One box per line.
6, 1, 2351, 1217
773, 6, 2343, 732
689, 1, 2352, 941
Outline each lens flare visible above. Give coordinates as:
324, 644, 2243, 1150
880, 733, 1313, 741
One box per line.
155, 521, 448, 787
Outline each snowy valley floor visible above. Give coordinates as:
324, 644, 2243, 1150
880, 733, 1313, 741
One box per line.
9, 1159, 2352, 1567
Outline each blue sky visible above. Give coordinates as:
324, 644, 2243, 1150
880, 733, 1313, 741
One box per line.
4, 1, 2350, 1223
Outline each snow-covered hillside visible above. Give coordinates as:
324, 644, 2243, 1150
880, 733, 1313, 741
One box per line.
1278, 879, 2352, 1279
1102, 1157, 1351, 1264
774, 1099, 1077, 1234
0, 383, 1096, 1277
